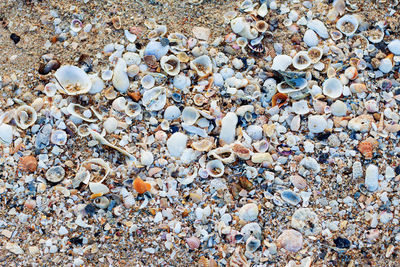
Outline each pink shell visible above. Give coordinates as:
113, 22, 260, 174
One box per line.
186, 236, 201, 250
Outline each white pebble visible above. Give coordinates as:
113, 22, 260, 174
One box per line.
365, 164, 379, 192
239, 203, 259, 222
219, 112, 238, 144
167, 132, 188, 158
303, 29, 319, 47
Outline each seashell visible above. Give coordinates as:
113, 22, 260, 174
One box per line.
229, 247, 250, 267
89, 182, 110, 195
206, 159, 224, 177
303, 29, 319, 47
101, 69, 113, 81
72, 168, 90, 188
38, 59, 61, 75
379, 57, 393, 74
148, 25, 167, 39
241, 222, 262, 241
231, 143, 251, 160
144, 41, 170, 60
160, 55, 181, 76
271, 55, 292, 71
0, 123, 13, 145
193, 94, 207, 106
388, 39, 400, 55
191, 138, 214, 152
140, 150, 154, 166
330, 29, 343, 41
77, 124, 90, 137
253, 140, 269, 153
43, 83, 58, 97
190, 55, 213, 77
349, 83, 366, 93
308, 115, 327, 133
175, 52, 189, 64
88, 74, 105, 94
223, 10, 237, 22
219, 112, 238, 145
14, 105, 37, 129
45, 166, 65, 183
125, 102, 142, 118
93, 196, 110, 209
70, 19, 82, 32
276, 229, 303, 252
365, 99, 379, 113
344, 66, 358, 80
133, 177, 151, 194
236, 37, 248, 51
291, 208, 321, 236
257, 3, 268, 17
307, 19, 329, 39
18, 155, 38, 173
239, 0, 255, 12
255, 20, 268, 33
230, 17, 258, 40
144, 55, 159, 69
208, 146, 236, 164
124, 29, 137, 43
239, 203, 258, 222
67, 103, 97, 122
90, 130, 134, 159
331, 100, 347, 116
358, 137, 378, 159
141, 74, 155, 89
54, 65, 92, 95
186, 236, 201, 250
307, 47, 323, 63
347, 114, 374, 132
323, 78, 343, 98
167, 132, 188, 158
50, 129, 67, 146
123, 52, 141, 66
367, 28, 384, 44
272, 93, 288, 108
181, 107, 200, 125
142, 86, 167, 111
292, 100, 309, 115
292, 51, 311, 70
81, 158, 110, 183
336, 15, 359, 36
246, 236, 261, 252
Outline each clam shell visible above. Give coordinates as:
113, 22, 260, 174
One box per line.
231, 143, 251, 160
231, 17, 258, 40
292, 51, 311, 70
125, 102, 142, 118
45, 166, 65, 183
54, 65, 92, 95
67, 103, 98, 122
323, 78, 343, 98
160, 55, 181, 76
206, 159, 225, 177
181, 107, 200, 125
336, 15, 359, 36
142, 86, 167, 111
141, 74, 155, 89
191, 138, 214, 152
190, 55, 213, 77
0, 123, 13, 145
14, 105, 37, 129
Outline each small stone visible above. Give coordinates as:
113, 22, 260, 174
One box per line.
365, 164, 379, 192
6, 242, 24, 254
290, 175, 307, 189
59, 226, 68, 235
239, 203, 259, 222
385, 166, 395, 179
281, 190, 301, 205
10, 33, 21, 44
333, 237, 350, 249
276, 229, 303, 252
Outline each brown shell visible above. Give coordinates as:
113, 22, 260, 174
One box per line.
358, 137, 378, 159
143, 55, 159, 69
271, 92, 288, 108
18, 155, 38, 173
197, 256, 218, 267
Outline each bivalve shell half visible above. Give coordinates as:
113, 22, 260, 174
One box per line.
54, 65, 92, 95
307, 47, 323, 63
142, 87, 167, 111
67, 103, 98, 122
208, 146, 236, 164
206, 159, 225, 177
81, 158, 110, 183
292, 51, 311, 70
191, 138, 214, 152
181, 107, 200, 125
231, 143, 251, 160
323, 78, 343, 98
190, 55, 213, 77
45, 166, 65, 183
14, 105, 37, 129
160, 55, 181, 76
367, 28, 384, 44
336, 15, 359, 36
271, 55, 292, 71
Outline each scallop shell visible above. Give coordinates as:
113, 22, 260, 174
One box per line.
231, 143, 252, 160
292, 51, 311, 70
191, 138, 214, 152
160, 55, 181, 76
54, 65, 92, 95
142, 86, 167, 111
336, 15, 359, 36
14, 105, 37, 129
206, 159, 225, 178
18, 155, 38, 173
307, 47, 323, 63
323, 78, 343, 98
67, 103, 98, 122
208, 146, 236, 164
181, 107, 200, 125
45, 166, 65, 183
190, 55, 213, 77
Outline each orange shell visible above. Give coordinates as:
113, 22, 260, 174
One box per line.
18, 155, 38, 173
133, 178, 151, 194
272, 93, 288, 108
358, 138, 378, 159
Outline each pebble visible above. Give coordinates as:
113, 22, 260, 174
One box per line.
365, 164, 379, 192
219, 112, 238, 144
59, 226, 68, 235
290, 175, 307, 189
239, 203, 259, 222
276, 229, 303, 252
303, 29, 319, 47
281, 190, 301, 205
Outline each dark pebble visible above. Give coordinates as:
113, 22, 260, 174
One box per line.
10, 33, 20, 44
334, 237, 351, 249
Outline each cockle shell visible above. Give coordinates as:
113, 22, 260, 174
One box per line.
54, 65, 92, 95
336, 15, 359, 36
239, 203, 258, 222
50, 129, 67, 145
18, 155, 38, 173
292, 51, 311, 70
358, 137, 378, 159
186, 236, 201, 250
276, 229, 303, 252
133, 177, 151, 194
190, 55, 213, 77
14, 105, 37, 129
323, 78, 343, 98
206, 159, 225, 177
142, 87, 167, 111
160, 55, 181, 76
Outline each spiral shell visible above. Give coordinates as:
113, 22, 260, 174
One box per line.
14, 105, 37, 129
18, 155, 38, 173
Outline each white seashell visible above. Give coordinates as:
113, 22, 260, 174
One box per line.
67, 103, 97, 122
246, 236, 261, 252
144, 41, 169, 60
45, 166, 65, 183
365, 164, 379, 192
148, 25, 167, 39
219, 112, 238, 145
50, 129, 67, 145
141, 74, 155, 89
307, 47, 323, 63
190, 55, 213, 77
124, 29, 137, 43
379, 58, 393, 74
88, 182, 110, 195
336, 15, 359, 36
241, 223, 262, 241
160, 55, 181, 76
181, 123, 207, 137
123, 52, 141, 66
307, 19, 329, 39
208, 146, 236, 164
88, 74, 105, 94
323, 78, 343, 98
276, 229, 303, 252
43, 83, 58, 97
303, 29, 319, 47
54, 65, 92, 95
191, 138, 214, 152
125, 102, 142, 118
330, 29, 343, 41
290, 115, 301, 131
103, 117, 118, 133
206, 159, 225, 177
101, 69, 113, 81
230, 17, 258, 40
167, 132, 188, 158
271, 55, 292, 71
112, 58, 129, 93
127, 65, 140, 78
72, 168, 90, 188
77, 124, 91, 137
330, 100, 347, 116
388, 39, 400, 55
367, 28, 384, 44
164, 105, 181, 120
173, 74, 191, 90
141, 150, 154, 166
365, 100, 379, 113
292, 100, 309, 115
239, 203, 258, 222
142, 86, 167, 111
292, 51, 311, 70
14, 105, 37, 129
257, 3, 268, 17
308, 115, 327, 133
81, 158, 110, 183
0, 123, 13, 145
181, 107, 200, 125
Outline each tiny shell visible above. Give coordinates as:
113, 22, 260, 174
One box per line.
191, 138, 214, 152
230, 17, 257, 40
292, 51, 311, 70
50, 129, 67, 145
18, 155, 38, 173
307, 47, 323, 63
255, 20, 268, 33
303, 29, 319, 47
181, 106, 200, 125
160, 55, 181, 76
331, 100, 347, 116
276, 229, 303, 252
231, 143, 251, 160
272, 93, 288, 108
142, 87, 167, 111
206, 159, 225, 177
208, 146, 236, 164
358, 137, 378, 159
323, 78, 343, 98
307, 19, 329, 39
336, 15, 359, 36
141, 74, 155, 89
0, 123, 13, 145
344, 66, 358, 80
89, 182, 110, 195
45, 166, 65, 183
112, 58, 130, 93
388, 39, 400, 55
190, 55, 213, 77
229, 247, 250, 267
67, 103, 97, 122
186, 237, 201, 250
94, 196, 110, 209
54, 65, 92, 95
239, 203, 258, 222
14, 105, 37, 129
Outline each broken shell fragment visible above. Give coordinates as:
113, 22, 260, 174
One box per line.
142, 87, 167, 111
190, 55, 213, 77
336, 15, 359, 36
133, 177, 151, 194
45, 166, 65, 183
112, 58, 130, 93
14, 105, 37, 129
181, 107, 200, 125
271, 55, 292, 71
67, 103, 98, 122
54, 65, 92, 95
308, 115, 327, 133
160, 55, 181, 76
